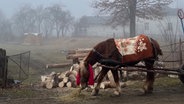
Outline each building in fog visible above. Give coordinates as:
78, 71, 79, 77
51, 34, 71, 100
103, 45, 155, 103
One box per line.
73, 6, 183, 40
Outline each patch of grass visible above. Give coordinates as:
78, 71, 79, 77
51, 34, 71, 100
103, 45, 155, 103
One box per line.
0, 88, 38, 98
127, 76, 182, 89
59, 88, 86, 103
154, 76, 182, 88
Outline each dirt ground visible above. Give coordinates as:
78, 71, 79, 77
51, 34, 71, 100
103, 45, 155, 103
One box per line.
0, 78, 184, 104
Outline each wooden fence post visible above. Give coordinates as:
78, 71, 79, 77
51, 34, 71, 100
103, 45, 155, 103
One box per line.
0, 48, 8, 88
179, 38, 183, 65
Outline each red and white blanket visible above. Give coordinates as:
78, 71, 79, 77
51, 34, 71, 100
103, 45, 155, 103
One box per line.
114, 34, 153, 63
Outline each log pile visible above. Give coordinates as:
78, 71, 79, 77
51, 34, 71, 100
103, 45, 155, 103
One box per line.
41, 69, 78, 89
45, 63, 71, 69
66, 48, 92, 60
41, 62, 128, 89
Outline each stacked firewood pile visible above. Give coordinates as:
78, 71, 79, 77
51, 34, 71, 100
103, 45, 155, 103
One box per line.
41, 64, 78, 89
41, 63, 128, 89
66, 48, 92, 60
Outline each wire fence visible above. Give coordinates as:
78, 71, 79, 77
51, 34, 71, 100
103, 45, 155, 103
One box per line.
160, 39, 184, 68
7, 51, 30, 82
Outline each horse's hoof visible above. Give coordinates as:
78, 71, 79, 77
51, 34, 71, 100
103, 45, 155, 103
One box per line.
91, 89, 99, 96
113, 91, 121, 96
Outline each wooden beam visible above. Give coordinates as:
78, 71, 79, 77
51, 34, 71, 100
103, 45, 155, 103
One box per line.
46, 63, 71, 69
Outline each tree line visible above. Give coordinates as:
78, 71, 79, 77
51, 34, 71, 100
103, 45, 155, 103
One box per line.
0, 4, 75, 42
0, 0, 173, 42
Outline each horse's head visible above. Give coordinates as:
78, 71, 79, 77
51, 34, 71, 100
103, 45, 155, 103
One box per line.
77, 61, 94, 90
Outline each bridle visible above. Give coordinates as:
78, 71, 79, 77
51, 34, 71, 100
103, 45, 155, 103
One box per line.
79, 49, 105, 84
92, 48, 106, 59
81, 48, 121, 82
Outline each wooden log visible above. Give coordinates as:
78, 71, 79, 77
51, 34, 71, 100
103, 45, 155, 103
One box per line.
58, 70, 70, 79
41, 75, 53, 83
41, 72, 59, 89
67, 48, 91, 55
46, 63, 71, 69
65, 71, 72, 77
75, 48, 91, 54
66, 81, 72, 88
66, 48, 92, 60
58, 81, 66, 88
71, 70, 77, 77
68, 74, 76, 82
66, 71, 77, 78
63, 77, 69, 83
66, 53, 87, 59
58, 72, 66, 80
70, 64, 79, 72
46, 81, 54, 89
41, 75, 51, 88
69, 66, 74, 72
50, 71, 56, 76
68, 74, 77, 88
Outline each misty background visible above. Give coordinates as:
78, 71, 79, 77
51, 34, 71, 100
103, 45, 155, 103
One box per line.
0, 0, 94, 18
0, 0, 184, 44
0, 0, 183, 18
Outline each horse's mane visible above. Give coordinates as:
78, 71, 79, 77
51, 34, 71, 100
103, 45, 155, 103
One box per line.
83, 38, 121, 65
150, 38, 163, 56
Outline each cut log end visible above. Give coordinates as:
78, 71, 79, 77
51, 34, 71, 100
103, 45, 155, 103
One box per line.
58, 81, 66, 88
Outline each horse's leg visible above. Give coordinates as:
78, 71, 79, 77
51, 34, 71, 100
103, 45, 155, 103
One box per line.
143, 61, 155, 94
111, 69, 121, 96
91, 67, 109, 96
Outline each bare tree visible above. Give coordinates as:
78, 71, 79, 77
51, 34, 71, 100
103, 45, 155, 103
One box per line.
93, 0, 173, 37
48, 4, 74, 38
35, 5, 44, 33
0, 10, 13, 42
60, 10, 74, 37
13, 5, 36, 35
73, 16, 89, 36
42, 7, 54, 39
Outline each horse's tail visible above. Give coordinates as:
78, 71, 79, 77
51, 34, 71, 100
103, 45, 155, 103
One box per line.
150, 38, 163, 56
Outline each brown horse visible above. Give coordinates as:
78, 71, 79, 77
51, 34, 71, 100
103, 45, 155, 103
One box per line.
77, 34, 163, 96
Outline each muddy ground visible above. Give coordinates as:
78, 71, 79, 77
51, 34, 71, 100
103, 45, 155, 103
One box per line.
0, 78, 184, 104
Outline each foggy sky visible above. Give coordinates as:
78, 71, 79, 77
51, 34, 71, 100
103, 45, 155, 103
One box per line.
0, 0, 94, 18
0, 0, 183, 19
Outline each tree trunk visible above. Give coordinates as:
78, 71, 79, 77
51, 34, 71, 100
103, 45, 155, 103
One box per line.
129, 0, 137, 37
56, 30, 60, 38
61, 28, 64, 37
